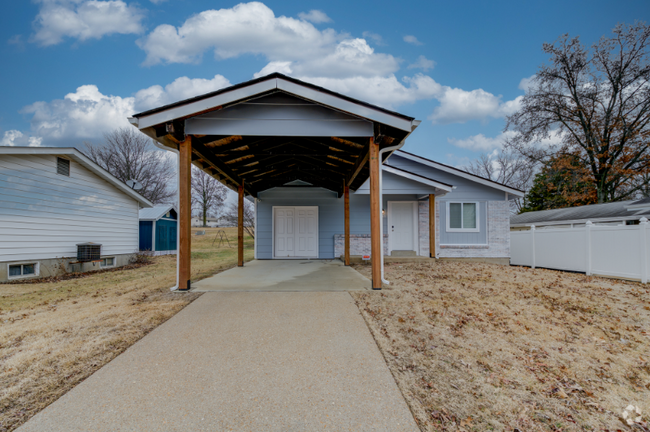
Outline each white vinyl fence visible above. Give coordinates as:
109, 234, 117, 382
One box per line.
510, 218, 650, 283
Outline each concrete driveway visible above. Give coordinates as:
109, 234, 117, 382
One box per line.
18, 287, 418, 431
192, 259, 371, 291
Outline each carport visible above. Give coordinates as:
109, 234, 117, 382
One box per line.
128, 73, 421, 290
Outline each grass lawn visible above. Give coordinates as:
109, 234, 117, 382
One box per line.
0, 227, 253, 432
352, 261, 650, 432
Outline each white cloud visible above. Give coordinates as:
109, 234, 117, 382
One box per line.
134, 74, 231, 111
448, 131, 517, 151
518, 74, 536, 92
408, 55, 435, 71
31, 0, 145, 46
362, 31, 384, 46
296, 74, 442, 110
0, 130, 42, 147
403, 35, 422, 45
150, 0, 166, 3
298, 10, 331, 23
429, 86, 522, 124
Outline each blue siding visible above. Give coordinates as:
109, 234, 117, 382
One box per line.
439, 201, 488, 245
355, 171, 438, 195
139, 221, 153, 251
256, 188, 422, 259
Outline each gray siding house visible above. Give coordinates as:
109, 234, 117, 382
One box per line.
254, 149, 522, 264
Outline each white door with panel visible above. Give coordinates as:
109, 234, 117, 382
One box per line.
388, 201, 418, 254
273, 206, 318, 258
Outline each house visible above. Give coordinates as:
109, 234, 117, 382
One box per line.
0, 147, 153, 282
191, 216, 220, 227
139, 204, 177, 255
510, 199, 650, 230
129, 73, 523, 290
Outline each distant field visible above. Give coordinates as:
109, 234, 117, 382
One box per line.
0, 227, 253, 432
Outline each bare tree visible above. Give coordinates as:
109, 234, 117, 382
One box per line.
191, 166, 228, 227
505, 22, 650, 204
223, 200, 255, 238
464, 149, 535, 212
85, 128, 175, 204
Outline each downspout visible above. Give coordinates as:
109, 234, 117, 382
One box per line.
377, 120, 420, 286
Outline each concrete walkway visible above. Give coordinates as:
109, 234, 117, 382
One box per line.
192, 259, 371, 292
18, 291, 419, 431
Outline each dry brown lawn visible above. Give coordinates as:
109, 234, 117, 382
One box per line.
351, 261, 650, 432
0, 227, 253, 432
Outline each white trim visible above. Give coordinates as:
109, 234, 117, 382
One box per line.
152, 220, 157, 252
446, 201, 480, 233
254, 198, 258, 260
0, 147, 153, 207
394, 151, 525, 197
387, 201, 419, 255
382, 165, 453, 192
7, 261, 40, 280
510, 215, 644, 228
271, 206, 319, 259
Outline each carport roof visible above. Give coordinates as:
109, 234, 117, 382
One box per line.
129, 73, 421, 198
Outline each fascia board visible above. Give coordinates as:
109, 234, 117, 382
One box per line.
510, 215, 644, 227
396, 151, 525, 197
137, 80, 278, 129
276, 79, 414, 132
383, 165, 452, 192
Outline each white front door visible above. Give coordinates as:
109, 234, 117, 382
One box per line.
273, 206, 318, 258
389, 201, 418, 253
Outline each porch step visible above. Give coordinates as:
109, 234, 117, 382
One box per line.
390, 250, 417, 257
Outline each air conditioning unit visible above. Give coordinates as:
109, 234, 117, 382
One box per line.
77, 243, 101, 262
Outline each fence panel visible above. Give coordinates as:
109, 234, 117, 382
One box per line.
509, 220, 650, 282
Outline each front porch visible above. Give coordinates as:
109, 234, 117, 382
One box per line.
192, 259, 371, 292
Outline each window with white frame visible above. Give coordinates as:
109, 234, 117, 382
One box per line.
8, 262, 39, 278
100, 257, 115, 268
446, 202, 479, 232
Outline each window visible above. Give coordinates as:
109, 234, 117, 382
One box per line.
447, 202, 479, 232
8, 263, 38, 279
100, 257, 115, 267
57, 157, 70, 176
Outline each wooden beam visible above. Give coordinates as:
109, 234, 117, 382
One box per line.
369, 136, 381, 290
429, 194, 436, 258
191, 140, 256, 197
238, 182, 244, 267
347, 147, 369, 187
344, 185, 350, 266
178, 135, 192, 291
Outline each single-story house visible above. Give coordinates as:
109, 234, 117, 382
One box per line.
510, 198, 650, 230
128, 73, 523, 290
0, 147, 153, 282
139, 204, 177, 255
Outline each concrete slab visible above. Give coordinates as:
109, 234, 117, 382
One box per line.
17, 292, 419, 432
192, 259, 371, 292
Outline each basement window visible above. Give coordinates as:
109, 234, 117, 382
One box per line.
100, 257, 115, 268
57, 157, 70, 176
8, 262, 39, 279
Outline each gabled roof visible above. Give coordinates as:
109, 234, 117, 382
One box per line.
0, 147, 153, 207
393, 150, 525, 197
139, 204, 176, 220
510, 200, 650, 226
383, 164, 453, 192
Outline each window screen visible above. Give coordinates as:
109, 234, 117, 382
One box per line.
57, 157, 70, 176
449, 203, 462, 229
463, 203, 477, 229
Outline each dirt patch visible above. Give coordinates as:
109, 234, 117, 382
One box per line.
351, 261, 650, 431
0, 228, 253, 431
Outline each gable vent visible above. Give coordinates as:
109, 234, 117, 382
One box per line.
57, 157, 70, 176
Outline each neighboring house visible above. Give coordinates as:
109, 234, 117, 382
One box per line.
139, 204, 177, 255
254, 150, 522, 264
191, 216, 220, 227
510, 199, 650, 230
0, 147, 153, 282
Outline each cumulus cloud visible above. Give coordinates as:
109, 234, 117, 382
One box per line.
403, 35, 423, 45
18, 75, 232, 145
31, 0, 145, 46
134, 74, 231, 111
298, 10, 331, 23
518, 74, 536, 92
362, 31, 384, 46
448, 131, 517, 151
0, 130, 42, 147
408, 55, 435, 71
429, 86, 522, 124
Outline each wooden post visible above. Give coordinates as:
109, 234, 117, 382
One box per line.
238, 181, 244, 267
369, 137, 381, 290
344, 185, 350, 266
429, 194, 436, 258
178, 135, 192, 291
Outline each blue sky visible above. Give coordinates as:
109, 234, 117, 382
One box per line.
0, 0, 647, 167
